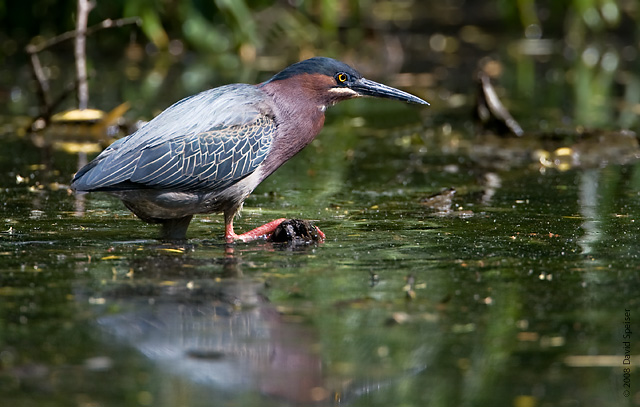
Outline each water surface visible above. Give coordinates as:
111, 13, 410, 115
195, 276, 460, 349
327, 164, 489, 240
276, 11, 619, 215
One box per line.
1, 67, 639, 407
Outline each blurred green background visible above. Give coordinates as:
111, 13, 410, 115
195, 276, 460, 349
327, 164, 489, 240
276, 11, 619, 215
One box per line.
1, 0, 638, 130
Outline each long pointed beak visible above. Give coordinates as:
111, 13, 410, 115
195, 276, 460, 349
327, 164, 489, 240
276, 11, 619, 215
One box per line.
352, 78, 429, 105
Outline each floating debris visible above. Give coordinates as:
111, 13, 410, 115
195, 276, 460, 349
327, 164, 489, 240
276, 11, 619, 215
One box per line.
420, 188, 473, 217
420, 187, 456, 213
403, 274, 416, 300
467, 128, 638, 171
386, 312, 411, 326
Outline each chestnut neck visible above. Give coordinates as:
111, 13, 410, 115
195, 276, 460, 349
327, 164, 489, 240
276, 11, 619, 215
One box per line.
257, 74, 338, 177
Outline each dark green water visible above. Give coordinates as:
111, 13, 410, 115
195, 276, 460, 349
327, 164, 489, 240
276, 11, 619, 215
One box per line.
1, 94, 639, 406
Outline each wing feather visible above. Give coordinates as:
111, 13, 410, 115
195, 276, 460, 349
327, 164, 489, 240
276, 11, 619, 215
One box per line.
71, 84, 275, 193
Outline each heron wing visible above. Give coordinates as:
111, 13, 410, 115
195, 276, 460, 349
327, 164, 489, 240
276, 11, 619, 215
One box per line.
128, 116, 273, 191
72, 84, 275, 192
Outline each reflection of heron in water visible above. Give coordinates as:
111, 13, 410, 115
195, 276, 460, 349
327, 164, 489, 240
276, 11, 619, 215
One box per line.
95, 251, 427, 405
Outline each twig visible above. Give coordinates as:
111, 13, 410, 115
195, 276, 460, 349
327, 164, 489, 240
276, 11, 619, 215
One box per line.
25, 17, 140, 55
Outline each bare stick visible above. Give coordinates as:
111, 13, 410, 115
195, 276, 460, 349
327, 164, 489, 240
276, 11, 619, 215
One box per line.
75, 0, 96, 110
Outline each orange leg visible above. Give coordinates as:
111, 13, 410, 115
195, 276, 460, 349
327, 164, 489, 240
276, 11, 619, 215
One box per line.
225, 218, 287, 243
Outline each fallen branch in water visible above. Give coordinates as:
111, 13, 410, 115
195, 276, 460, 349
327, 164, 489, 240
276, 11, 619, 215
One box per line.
475, 70, 524, 137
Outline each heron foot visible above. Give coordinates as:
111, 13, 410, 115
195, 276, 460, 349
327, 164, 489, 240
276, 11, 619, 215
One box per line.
225, 218, 287, 243
225, 218, 326, 243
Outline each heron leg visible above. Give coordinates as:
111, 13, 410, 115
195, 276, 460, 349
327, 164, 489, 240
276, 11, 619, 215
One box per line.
159, 215, 193, 240
225, 218, 287, 243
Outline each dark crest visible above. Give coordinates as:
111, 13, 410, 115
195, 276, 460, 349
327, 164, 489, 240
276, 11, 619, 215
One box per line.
267, 57, 362, 82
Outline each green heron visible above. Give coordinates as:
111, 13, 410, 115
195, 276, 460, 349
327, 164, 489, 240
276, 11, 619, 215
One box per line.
71, 57, 428, 242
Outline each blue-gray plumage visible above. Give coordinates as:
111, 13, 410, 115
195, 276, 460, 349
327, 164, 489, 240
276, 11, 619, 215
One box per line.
72, 57, 428, 241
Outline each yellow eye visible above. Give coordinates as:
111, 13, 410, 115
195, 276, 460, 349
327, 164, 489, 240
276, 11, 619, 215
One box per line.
337, 73, 348, 83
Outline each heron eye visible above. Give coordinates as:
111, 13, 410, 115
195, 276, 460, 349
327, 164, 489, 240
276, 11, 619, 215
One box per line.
336, 73, 348, 84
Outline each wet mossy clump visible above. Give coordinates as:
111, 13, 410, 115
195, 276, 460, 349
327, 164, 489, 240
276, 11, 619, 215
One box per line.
268, 219, 322, 244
